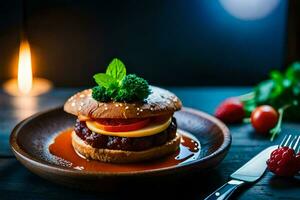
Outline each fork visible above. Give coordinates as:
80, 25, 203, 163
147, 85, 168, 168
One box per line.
273, 134, 300, 177
204, 135, 300, 200
279, 134, 300, 174
279, 134, 300, 153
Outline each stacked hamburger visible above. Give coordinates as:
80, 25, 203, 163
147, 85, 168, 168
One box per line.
64, 59, 182, 163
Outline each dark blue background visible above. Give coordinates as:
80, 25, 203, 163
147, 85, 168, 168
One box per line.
0, 0, 288, 86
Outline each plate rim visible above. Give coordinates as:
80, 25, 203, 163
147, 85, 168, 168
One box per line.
10, 106, 231, 176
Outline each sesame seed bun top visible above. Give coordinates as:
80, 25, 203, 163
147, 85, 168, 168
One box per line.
64, 86, 182, 119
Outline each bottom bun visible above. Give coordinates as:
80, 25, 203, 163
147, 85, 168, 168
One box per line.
72, 131, 181, 163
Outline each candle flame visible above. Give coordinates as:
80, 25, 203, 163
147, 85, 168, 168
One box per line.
17, 39, 33, 95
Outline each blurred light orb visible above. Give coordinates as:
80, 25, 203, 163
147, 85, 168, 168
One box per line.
219, 0, 280, 20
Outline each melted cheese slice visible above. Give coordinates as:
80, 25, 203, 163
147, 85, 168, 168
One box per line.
86, 118, 172, 138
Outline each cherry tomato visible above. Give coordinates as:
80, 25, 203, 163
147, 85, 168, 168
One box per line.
251, 105, 278, 134
94, 118, 150, 132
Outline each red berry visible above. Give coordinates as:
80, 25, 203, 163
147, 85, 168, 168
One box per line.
267, 147, 300, 177
215, 98, 245, 123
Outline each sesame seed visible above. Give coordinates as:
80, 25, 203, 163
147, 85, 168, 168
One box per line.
150, 108, 154, 111
79, 94, 85, 98
137, 112, 140, 115
115, 104, 119, 107
137, 108, 140, 111
71, 102, 76, 107
105, 107, 108, 110
78, 106, 82, 111
125, 106, 129, 110
80, 102, 84, 106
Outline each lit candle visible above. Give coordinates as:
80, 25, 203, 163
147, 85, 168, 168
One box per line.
3, 39, 52, 96
18, 39, 33, 94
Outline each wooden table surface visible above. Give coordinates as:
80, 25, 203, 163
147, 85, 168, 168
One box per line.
0, 87, 299, 200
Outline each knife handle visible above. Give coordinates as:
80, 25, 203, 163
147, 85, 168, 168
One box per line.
204, 180, 245, 200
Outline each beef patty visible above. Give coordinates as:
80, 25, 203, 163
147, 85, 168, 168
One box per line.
74, 117, 177, 151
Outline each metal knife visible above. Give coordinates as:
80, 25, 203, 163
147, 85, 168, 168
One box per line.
204, 145, 277, 200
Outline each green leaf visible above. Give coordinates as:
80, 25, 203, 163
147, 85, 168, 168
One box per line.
93, 73, 116, 89
243, 99, 256, 117
270, 70, 286, 97
286, 62, 300, 82
106, 58, 126, 81
254, 80, 275, 104
270, 70, 284, 84
282, 79, 292, 88
293, 82, 300, 96
106, 81, 119, 96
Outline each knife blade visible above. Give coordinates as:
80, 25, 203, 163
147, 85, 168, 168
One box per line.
204, 145, 277, 200
230, 145, 277, 182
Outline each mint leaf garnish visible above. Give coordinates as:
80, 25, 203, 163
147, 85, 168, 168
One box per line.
92, 58, 150, 102
93, 73, 116, 89
106, 58, 126, 82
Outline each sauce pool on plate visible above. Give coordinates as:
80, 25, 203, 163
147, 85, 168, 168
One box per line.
49, 129, 200, 172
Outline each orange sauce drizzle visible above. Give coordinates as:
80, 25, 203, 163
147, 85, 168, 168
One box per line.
49, 129, 200, 172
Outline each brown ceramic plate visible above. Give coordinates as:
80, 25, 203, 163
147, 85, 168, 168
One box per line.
10, 107, 231, 189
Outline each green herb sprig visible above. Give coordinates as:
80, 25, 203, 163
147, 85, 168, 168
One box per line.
92, 58, 151, 102
240, 62, 300, 140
